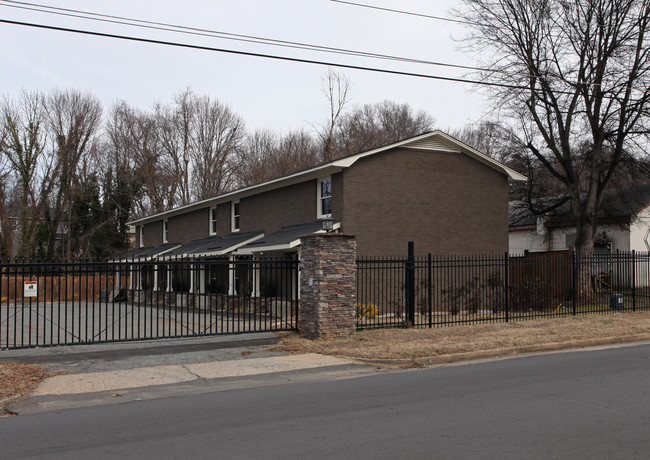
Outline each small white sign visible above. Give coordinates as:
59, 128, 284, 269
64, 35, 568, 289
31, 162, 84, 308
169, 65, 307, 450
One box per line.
24, 281, 37, 298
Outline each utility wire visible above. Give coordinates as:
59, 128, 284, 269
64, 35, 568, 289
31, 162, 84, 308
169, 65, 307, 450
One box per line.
331, 0, 644, 29
330, 0, 472, 25
0, 17, 528, 90
2, 0, 640, 91
0, 0, 489, 73
0, 6, 644, 96
330, 0, 647, 91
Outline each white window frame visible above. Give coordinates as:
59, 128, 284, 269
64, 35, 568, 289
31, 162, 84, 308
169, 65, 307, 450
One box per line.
317, 176, 332, 218
209, 206, 218, 236
139, 225, 144, 248
163, 219, 169, 243
231, 201, 240, 233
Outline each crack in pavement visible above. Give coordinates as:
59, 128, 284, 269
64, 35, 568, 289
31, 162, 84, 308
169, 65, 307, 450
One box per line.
181, 364, 204, 380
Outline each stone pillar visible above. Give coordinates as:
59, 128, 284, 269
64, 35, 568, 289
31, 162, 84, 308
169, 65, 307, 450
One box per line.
299, 234, 357, 339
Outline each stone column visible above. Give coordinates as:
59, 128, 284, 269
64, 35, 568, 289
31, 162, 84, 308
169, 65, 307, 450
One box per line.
299, 234, 357, 339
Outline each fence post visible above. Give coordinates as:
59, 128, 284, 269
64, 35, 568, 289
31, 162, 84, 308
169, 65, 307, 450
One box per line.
406, 241, 415, 327
616, 249, 621, 293
0, 258, 2, 349
572, 251, 577, 316
632, 250, 636, 312
504, 252, 509, 323
428, 253, 433, 328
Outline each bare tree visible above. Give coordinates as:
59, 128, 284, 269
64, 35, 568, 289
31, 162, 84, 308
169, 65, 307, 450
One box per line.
235, 129, 278, 187
45, 89, 102, 259
188, 94, 245, 200
0, 127, 15, 257
333, 100, 435, 156
106, 102, 165, 216
273, 130, 320, 175
317, 68, 352, 162
236, 129, 321, 187
456, 0, 650, 259
0, 91, 52, 258
451, 121, 525, 166
155, 90, 193, 206
106, 102, 175, 216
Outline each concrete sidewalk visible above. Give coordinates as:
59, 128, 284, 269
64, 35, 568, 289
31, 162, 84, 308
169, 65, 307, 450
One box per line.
32, 353, 357, 395
2, 333, 382, 415
1, 333, 363, 402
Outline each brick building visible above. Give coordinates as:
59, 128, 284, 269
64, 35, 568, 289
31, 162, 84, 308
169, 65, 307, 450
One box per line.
127, 130, 525, 260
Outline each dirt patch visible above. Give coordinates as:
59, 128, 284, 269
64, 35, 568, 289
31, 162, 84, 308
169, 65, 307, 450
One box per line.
274, 312, 650, 361
0, 363, 63, 415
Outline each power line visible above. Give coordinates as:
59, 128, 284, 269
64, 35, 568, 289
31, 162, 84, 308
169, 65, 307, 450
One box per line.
3, 0, 637, 92
331, 0, 645, 29
0, 0, 489, 73
329, 0, 472, 25
0, 8, 644, 96
330, 0, 648, 91
0, 17, 529, 91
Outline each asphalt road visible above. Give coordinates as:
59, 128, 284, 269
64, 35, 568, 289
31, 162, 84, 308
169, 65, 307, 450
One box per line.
3, 343, 650, 459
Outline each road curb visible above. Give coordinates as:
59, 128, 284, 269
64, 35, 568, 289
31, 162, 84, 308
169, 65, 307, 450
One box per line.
347, 333, 650, 366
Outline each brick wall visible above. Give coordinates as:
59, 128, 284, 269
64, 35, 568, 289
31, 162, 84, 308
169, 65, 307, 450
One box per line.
299, 234, 357, 339
168, 207, 209, 243
240, 180, 317, 234
215, 202, 231, 235
143, 220, 163, 247
139, 181, 319, 247
341, 148, 509, 256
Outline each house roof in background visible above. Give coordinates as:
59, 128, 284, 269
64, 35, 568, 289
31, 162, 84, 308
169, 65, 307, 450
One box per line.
509, 184, 650, 228
129, 131, 527, 227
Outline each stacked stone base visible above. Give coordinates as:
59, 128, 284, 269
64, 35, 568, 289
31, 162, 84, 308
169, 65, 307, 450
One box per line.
299, 234, 357, 339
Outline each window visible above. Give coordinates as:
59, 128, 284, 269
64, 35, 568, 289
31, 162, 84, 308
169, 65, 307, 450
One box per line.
163, 219, 169, 243
209, 206, 217, 235
232, 201, 240, 232
318, 177, 332, 217
139, 226, 144, 248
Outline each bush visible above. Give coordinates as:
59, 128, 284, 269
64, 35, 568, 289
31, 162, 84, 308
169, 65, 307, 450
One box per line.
441, 272, 506, 315
356, 302, 379, 319
509, 278, 557, 312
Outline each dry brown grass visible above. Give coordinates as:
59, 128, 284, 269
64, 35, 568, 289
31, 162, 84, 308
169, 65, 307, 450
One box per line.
275, 312, 650, 361
0, 363, 63, 415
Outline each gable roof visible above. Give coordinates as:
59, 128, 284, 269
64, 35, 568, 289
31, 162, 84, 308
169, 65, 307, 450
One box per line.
129, 130, 527, 226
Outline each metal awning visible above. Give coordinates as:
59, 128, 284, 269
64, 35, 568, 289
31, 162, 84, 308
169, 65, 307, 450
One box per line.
110, 242, 181, 262
155, 236, 222, 260
187, 231, 264, 257
236, 221, 339, 255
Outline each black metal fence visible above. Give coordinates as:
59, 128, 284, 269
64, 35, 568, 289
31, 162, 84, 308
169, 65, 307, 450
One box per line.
0, 257, 299, 349
356, 244, 650, 329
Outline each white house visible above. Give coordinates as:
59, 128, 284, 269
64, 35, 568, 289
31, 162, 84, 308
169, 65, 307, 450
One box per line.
509, 185, 650, 255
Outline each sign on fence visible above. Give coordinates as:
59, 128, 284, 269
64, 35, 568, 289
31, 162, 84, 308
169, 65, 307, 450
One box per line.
24, 281, 37, 298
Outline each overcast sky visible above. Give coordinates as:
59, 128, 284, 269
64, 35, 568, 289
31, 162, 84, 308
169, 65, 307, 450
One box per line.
0, 0, 489, 135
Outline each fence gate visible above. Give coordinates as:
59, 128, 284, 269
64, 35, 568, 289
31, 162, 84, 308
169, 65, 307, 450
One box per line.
0, 257, 299, 349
